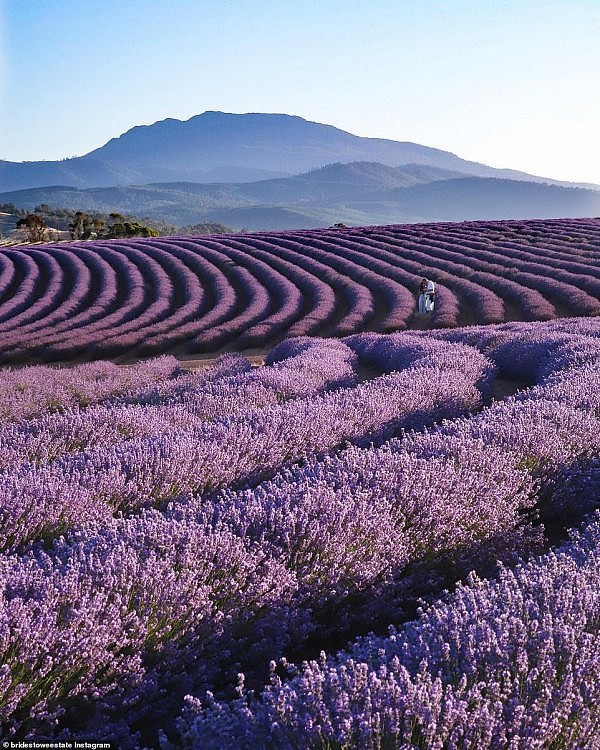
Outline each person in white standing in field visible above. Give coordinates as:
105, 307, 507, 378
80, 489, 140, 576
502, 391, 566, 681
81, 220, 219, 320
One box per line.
417, 278, 428, 315
417, 277, 436, 315
424, 278, 436, 313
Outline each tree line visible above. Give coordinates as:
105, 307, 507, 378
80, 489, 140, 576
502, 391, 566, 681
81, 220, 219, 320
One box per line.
2, 203, 233, 242
16, 207, 161, 242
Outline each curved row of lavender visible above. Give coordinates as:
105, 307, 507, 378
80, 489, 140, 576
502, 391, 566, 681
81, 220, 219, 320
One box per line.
181, 515, 600, 750
0, 217, 598, 364
1, 316, 600, 747
0, 337, 490, 552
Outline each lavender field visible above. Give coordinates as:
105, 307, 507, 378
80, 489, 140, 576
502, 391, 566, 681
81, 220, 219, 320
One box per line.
0, 310, 599, 747
1, 217, 600, 748
1, 217, 600, 364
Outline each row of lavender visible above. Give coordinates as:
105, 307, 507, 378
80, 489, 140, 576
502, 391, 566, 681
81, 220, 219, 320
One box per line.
1, 317, 600, 746
0, 336, 489, 552
176, 316, 600, 749
0, 217, 599, 363
182, 514, 600, 749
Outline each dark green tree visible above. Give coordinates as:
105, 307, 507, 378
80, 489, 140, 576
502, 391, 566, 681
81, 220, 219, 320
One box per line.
106, 213, 159, 238
69, 211, 95, 240
92, 217, 105, 236
16, 214, 47, 242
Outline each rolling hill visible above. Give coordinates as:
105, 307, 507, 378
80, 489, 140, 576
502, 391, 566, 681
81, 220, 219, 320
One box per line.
2, 161, 600, 230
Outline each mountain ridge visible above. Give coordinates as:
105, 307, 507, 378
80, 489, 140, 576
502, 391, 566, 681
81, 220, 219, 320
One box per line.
2, 111, 598, 192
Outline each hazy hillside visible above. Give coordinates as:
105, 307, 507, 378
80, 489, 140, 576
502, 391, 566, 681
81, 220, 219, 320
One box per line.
2, 161, 600, 230
362, 177, 600, 222
239, 162, 469, 203
199, 206, 330, 230
0, 162, 467, 225
2, 111, 598, 192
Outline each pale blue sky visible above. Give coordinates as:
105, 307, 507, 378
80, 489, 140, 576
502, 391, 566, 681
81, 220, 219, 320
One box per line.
1, 0, 599, 183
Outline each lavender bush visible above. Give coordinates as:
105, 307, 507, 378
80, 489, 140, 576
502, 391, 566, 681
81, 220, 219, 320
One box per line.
179, 513, 600, 749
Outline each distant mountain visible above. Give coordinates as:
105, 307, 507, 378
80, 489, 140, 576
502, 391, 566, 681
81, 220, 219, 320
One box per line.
363, 177, 600, 223
2, 111, 598, 192
0, 163, 465, 224
240, 162, 470, 203
2, 161, 599, 231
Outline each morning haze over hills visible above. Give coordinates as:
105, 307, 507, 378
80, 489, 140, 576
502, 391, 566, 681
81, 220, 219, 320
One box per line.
1, 111, 599, 231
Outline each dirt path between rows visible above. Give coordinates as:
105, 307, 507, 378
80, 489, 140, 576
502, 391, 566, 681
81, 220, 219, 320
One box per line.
178, 353, 266, 370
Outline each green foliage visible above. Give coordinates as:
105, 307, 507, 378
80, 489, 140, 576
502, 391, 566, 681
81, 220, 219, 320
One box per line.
105, 213, 159, 238
16, 213, 47, 242
5, 202, 231, 239
69, 211, 104, 240
30, 207, 161, 240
